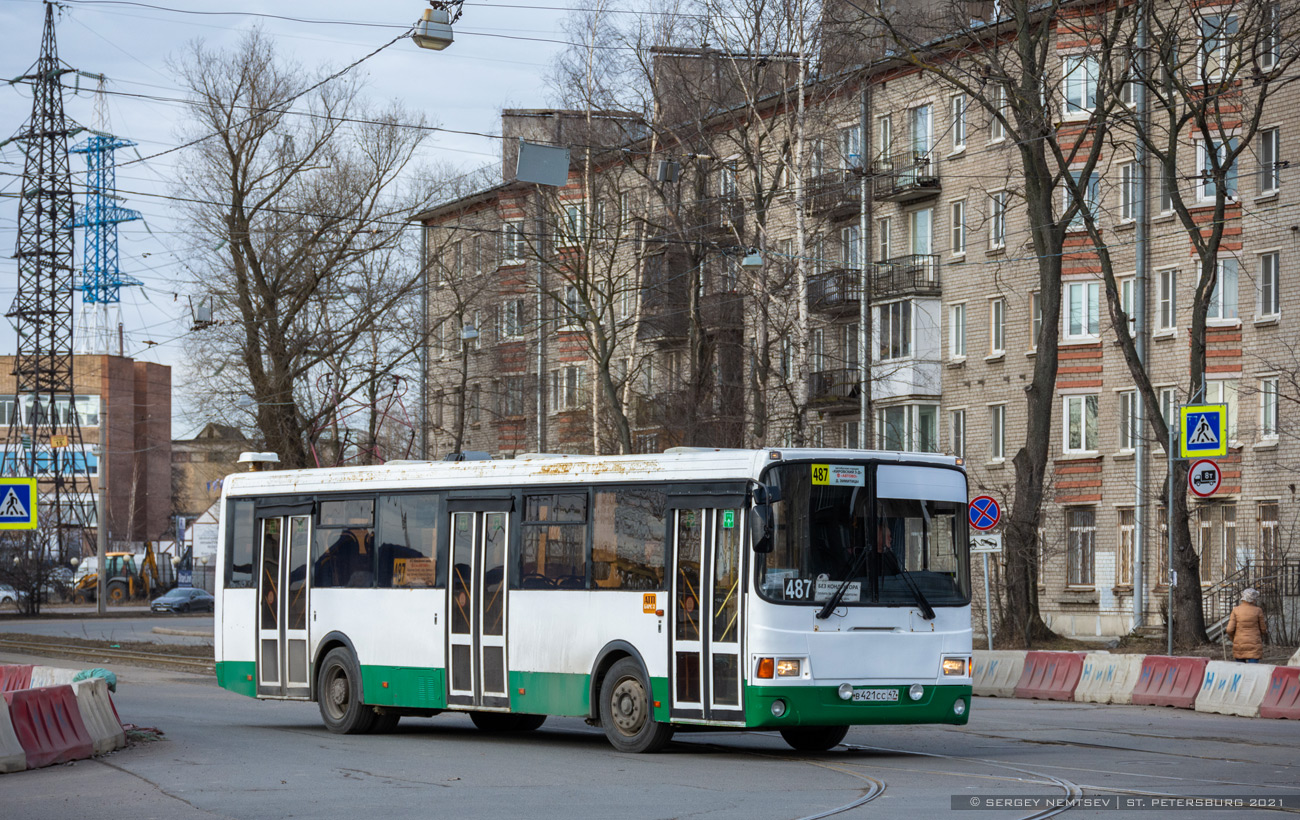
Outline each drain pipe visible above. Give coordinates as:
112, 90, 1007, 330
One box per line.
1133, 0, 1150, 632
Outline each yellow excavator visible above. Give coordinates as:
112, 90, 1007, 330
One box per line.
71, 543, 166, 604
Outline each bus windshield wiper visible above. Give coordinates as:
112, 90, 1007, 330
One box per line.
883, 548, 935, 620
816, 543, 871, 620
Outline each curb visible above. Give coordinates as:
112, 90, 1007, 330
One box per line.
151, 627, 213, 638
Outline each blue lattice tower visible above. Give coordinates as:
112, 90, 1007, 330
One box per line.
71, 134, 141, 311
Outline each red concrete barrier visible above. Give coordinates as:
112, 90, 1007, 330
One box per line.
0, 664, 34, 693
1260, 666, 1300, 720
1013, 651, 1084, 701
1131, 656, 1208, 709
3, 685, 94, 769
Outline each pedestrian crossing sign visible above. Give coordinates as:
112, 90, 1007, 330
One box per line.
1179, 404, 1228, 458
0, 478, 37, 529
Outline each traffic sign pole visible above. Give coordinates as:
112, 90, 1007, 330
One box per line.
983, 553, 992, 650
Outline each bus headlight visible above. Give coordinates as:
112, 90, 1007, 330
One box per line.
908, 683, 925, 701
776, 659, 801, 677
838, 683, 854, 701
942, 657, 967, 677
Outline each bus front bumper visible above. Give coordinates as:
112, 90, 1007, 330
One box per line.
744, 682, 972, 728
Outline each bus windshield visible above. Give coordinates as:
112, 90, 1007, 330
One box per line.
755, 462, 970, 607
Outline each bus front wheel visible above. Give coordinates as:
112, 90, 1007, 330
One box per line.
317, 648, 376, 734
780, 725, 849, 752
599, 658, 672, 753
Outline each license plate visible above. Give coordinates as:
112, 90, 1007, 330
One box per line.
851, 688, 899, 702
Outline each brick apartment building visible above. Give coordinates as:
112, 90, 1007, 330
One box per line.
0, 354, 171, 557
414, 2, 1298, 639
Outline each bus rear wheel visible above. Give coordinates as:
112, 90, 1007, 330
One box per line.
780, 725, 849, 752
317, 648, 376, 734
599, 658, 672, 753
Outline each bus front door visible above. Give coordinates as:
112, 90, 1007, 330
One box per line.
669, 506, 744, 722
446, 508, 511, 710
256, 514, 312, 699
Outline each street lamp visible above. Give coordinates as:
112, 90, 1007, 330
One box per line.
412, 3, 458, 51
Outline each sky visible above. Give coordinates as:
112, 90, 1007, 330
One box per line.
0, 0, 573, 438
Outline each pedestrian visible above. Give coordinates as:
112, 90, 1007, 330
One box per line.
1226, 588, 1267, 663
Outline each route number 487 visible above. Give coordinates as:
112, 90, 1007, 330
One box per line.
785, 578, 812, 599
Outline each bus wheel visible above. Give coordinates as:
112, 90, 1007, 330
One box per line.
317, 648, 376, 734
599, 658, 672, 753
780, 725, 849, 752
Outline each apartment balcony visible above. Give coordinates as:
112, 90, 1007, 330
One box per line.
808, 368, 861, 408
872, 152, 940, 202
804, 170, 863, 218
871, 254, 941, 298
638, 248, 690, 342
701, 291, 743, 329
807, 268, 862, 314
693, 195, 744, 237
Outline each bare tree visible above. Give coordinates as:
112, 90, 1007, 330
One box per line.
175, 30, 439, 468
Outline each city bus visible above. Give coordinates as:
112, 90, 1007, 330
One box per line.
214, 448, 973, 753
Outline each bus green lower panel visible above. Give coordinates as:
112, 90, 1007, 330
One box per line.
216, 661, 257, 698
743, 684, 972, 728
360, 666, 447, 709
508, 671, 589, 716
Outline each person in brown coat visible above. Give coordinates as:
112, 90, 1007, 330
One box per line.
1226, 588, 1267, 663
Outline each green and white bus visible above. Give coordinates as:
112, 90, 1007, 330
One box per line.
214, 448, 973, 752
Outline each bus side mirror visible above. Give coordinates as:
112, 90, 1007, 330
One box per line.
750, 505, 773, 553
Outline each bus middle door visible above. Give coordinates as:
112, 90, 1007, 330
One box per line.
669, 498, 745, 723
256, 512, 312, 699
446, 498, 512, 710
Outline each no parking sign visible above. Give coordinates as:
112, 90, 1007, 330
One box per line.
969, 495, 1000, 531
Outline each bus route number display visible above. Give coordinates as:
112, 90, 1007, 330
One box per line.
811, 464, 865, 486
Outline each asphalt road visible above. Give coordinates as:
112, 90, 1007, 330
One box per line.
2, 644, 1298, 820
0, 614, 213, 646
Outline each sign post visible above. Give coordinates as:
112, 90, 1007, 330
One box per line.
1167, 402, 1227, 654
969, 499, 1001, 650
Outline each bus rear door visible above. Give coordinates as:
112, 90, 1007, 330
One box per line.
256, 512, 312, 699
669, 498, 745, 723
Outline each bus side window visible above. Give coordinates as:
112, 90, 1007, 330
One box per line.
592, 488, 666, 590
520, 492, 588, 589
227, 500, 256, 588
375, 493, 440, 588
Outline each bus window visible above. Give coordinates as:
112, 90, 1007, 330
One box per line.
226, 500, 256, 588
319, 499, 374, 528
520, 492, 588, 589
591, 488, 666, 590
313, 526, 375, 588
375, 493, 440, 588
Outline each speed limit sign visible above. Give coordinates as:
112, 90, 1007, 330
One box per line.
1188, 459, 1222, 498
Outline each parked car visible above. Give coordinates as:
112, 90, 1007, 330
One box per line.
150, 587, 215, 614
0, 584, 24, 609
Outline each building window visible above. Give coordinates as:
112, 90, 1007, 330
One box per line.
549, 365, 586, 412
1119, 276, 1136, 336
1198, 138, 1239, 201
1208, 257, 1238, 321
1066, 508, 1096, 587
910, 207, 933, 255
990, 85, 1007, 142
560, 285, 585, 328
844, 323, 860, 370
1259, 252, 1280, 317
618, 191, 631, 236
876, 404, 938, 453
1159, 164, 1175, 213
1259, 502, 1280, 567
1159, 387, 1178, 429
1158, 268, 1178, 330
949, 303, 967, 358
1204, 379, 1239, 439
990, 404, 1006, 461
1066, 280, 1100, 339
877, 114, 893, 161
989, 297, 1005, 355
503, 221, 526, 261
989, 191, 1007, 249
878, 301, 912, 360
1030, 291, 1042, 350
1261, 376, 1279, 438
811, 328, 825, 373
841, 225, 861, 269
951, 93, 967, 150
1062, 55, 1099, 114
1064, 394, 1099, 453
1066, 170, 1100, 229
842, 421, 860, 449
501, 298, 526, 338
950, 408, 966, 458
950, 199, 966, 255
1120, 161, 1138, 221
1117, 508, 1135, 587
1199, 13, 1239, 81
840, 125, 862, 169
1259, 128, 1281, 194
1119, 390, 1138, 451
502, 376, 527, 416
876, 216, 891, 261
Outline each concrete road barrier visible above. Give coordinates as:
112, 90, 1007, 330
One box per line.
1075, 654, 1144, 705
70, 677, 125, 756
1131, 656, 1209, 709
0, 696, 25, 773
29, 666, 80, 689
1014, 651, 1084, 701
1288, 648, 1300, 668
0, 665, 34, 693
2, 685, 94, 769
1194, 661, 1274, 718
1260, 667, 1300, 720
972, 651, 1027, 698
